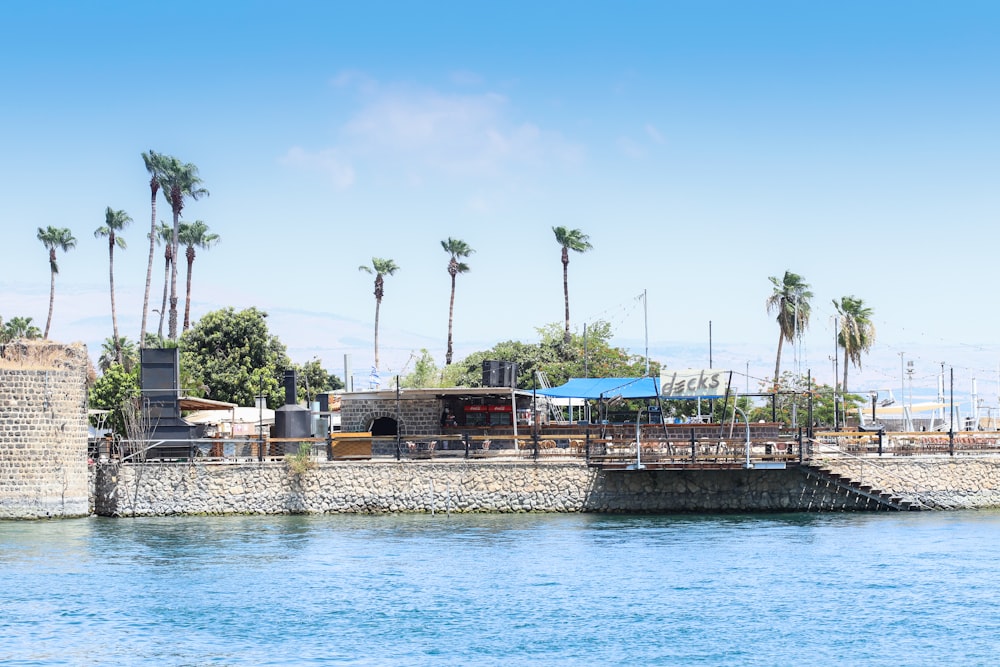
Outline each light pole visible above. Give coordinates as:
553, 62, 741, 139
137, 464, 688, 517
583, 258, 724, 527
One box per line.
907, 360, 914, 429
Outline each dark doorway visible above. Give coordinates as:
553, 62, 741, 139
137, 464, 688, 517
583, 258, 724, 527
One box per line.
371, 417, 397, 436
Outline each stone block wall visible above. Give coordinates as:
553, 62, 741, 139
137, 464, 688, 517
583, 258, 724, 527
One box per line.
820, 456, 1000, 509
93, 458, 966, 517
341, 396, 441, 435
0, 343, 89, 519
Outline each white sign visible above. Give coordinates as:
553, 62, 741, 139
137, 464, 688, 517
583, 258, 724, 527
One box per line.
660, 369, 731, 398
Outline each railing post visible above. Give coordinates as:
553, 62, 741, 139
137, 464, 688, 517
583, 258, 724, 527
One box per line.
949, 428, 954, 456
798, 426, 803, 464
585, 427, 591, 464
690, 428, 696, 463
464, 431, 470, 459
878, 430, 883, 456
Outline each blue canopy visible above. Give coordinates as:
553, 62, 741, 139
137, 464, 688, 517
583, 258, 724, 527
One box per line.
536, 377, 661, 400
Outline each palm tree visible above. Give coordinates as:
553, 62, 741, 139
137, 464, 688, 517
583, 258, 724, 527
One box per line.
765, 271, 813, 388
139, 150, 170, 346
36, 226, 77, 339
441, 237, 474, 365
1, 316, 42, 343
178, 220, 220, 332
159, 157, 208, 340
833, 295, 876, 393
94, 207, 132, 364
153, 221, 173, 339
99, 335, 138, 373
358, 257, 400, 371
552, 226, 592, 343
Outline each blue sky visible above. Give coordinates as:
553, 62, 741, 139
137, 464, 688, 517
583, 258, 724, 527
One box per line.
2, 1, 999, 411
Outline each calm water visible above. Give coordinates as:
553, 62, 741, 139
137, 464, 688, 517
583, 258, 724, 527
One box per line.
2, 511, 1000, 666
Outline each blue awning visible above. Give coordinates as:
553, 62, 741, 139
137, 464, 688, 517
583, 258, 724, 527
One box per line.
536, 377, 660, 400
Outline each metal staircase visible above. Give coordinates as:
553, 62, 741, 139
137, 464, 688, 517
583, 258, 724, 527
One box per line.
802, 464, 924, 511
535, 371, 565, 422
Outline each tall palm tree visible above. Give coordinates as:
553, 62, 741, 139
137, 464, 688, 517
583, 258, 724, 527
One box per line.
178, 220, 220, 332
94, 207, 132, 364
441, 237, 474, 365
159, 157, 208, 340
765, 271, 812, 388
153, 221, 173, 340
833, 295, 876, 393
139, 150, 170, 346
1, 316, 42, 343
36, 226, 77, 339
552, 226, 592, 343
358, 257, 399, 371
99, 335, 138, 373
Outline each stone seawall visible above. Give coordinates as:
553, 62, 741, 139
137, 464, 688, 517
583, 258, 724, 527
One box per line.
819, 456, 1000, 509
92, 457, 1000, 517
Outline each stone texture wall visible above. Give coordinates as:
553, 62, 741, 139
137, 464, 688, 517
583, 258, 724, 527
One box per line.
0, 343, 89, 519
92, 457, 1000, 517
341, 396, 441, 435
820, 456, 1000, 509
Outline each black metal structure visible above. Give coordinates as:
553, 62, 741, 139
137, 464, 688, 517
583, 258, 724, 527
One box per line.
274, 369, 311, 454
140, 348, 196, 457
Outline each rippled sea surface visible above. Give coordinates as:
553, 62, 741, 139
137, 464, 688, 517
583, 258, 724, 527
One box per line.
2, 511, 1000, 666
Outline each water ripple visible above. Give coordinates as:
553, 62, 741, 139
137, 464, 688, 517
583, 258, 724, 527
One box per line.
2, 512, 1000, 665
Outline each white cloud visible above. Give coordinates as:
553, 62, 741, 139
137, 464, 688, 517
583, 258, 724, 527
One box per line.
296, 74, 583, 184
279, 146, 355, 189
343, 89, 535, 171
645, 123, 665, 144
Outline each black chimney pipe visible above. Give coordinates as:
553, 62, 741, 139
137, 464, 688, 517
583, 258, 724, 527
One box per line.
284, 369, 297, 406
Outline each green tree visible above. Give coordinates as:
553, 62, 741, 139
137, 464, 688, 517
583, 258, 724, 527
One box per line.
179, 307, 291, 408
765, 271, 812, 388
139, 150, 171, 346
88, 363, 141, 438
94, 207, 132, 364
442, 339, 556, 389
159, 157, 209, 340
535, 321, 657, 386
401, 349, 438, 388
441, 237, 474, 365
752, 372, 862, 428
177, 220, 220, 332
1, 316, 42, 343
358, 257, 399, 371
832, 295, 876, 393
552, 226, 592, 343
36, 226, 77, 339
442, 321, 656, 390
295, 357, 344, 403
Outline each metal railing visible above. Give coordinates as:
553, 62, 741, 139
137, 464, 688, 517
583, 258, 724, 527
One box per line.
813, 430, 1000, 457
97, 437, 320, 463
98, 429, 1000, 465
